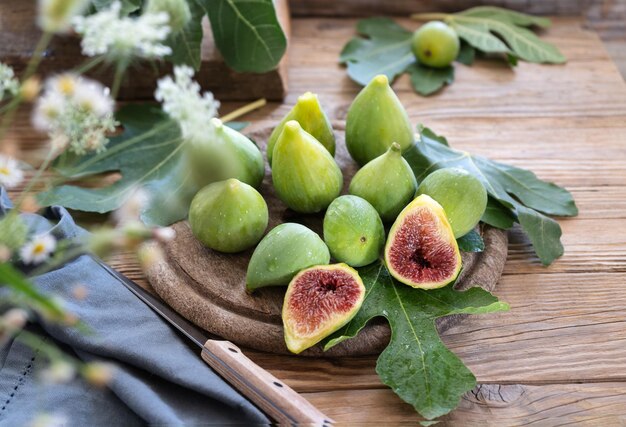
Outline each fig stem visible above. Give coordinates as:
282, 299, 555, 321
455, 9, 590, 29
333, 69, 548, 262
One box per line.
221, 98, 267, 123
410, 12, 450, 21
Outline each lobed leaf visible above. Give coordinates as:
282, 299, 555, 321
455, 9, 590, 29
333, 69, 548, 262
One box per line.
459, 6, 551, 28
457, 229, 484, 252
324, 263, 508, 420
407, 63, 454, 96
166, 0, 205, 70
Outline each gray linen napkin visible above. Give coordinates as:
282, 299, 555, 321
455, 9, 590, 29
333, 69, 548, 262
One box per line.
0, 188, 269, 426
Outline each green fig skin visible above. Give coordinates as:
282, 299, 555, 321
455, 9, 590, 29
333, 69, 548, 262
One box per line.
267, 92, 335, 166
349, 143, 417, 223
189, 179, 268, 253
416, 167, 488, 238
246, 223, 331, 292
186, 118, 265, 189
272, 121, 343, 213
345, 75, 414, 166
323, 195, 385, 267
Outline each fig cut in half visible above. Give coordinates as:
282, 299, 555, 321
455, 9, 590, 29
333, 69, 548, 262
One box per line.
384, 194, 462, 289
282, 264, 365, 354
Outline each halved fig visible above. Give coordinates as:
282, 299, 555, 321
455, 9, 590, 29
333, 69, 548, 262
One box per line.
282, 264, 365, 354
384, 194, 462, 289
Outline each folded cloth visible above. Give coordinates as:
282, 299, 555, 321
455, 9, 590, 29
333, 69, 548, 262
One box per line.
0, 188, 269, 426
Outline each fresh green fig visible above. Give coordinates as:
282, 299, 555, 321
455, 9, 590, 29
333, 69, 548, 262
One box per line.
385, 194, 462, 289
186, 118, 265, 189
345, 74, 414, 165
189, 179, 268, 253
323, 195, 385, 267
411, 21, 460, 68
349, 142, 417, 223
416, 167, 487, 238
282, 263, 365, 354
272, 120, 343, 213
246, 223, 330, 291
267, 92, 335, 166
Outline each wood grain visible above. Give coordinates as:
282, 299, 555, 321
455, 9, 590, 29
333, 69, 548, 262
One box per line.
4, 15, 626, 424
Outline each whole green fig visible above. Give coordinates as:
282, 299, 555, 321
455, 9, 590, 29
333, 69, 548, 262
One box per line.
345, 74, 414, 165
267, 92, 335, 166
272, 120, 343, 213
189, 179, 268, 253
246, 223, 330, 292
349, 142, 417, 223
186, 118, 265, 189
323, 195, 385, 267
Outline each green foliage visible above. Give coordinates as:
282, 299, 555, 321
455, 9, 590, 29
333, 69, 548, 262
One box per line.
89, 0, 286, 73
324, 262, 509, 420
457, 229, 484, 252
341, 7, 565, 96
403, 126, 578, 265
0, 213, 27, 251
198, 0, 287, 73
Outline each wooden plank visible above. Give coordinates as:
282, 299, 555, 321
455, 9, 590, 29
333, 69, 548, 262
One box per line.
288, 0, 588, 17
302, 383, 626, 425
0, 0, 290, 101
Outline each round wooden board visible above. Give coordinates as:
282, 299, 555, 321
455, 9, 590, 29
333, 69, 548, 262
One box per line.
146, 124, 508, 356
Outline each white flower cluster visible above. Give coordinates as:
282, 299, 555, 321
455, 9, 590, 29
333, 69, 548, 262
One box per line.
154, 66, 220, 141
38, 0, 89, 34
73, 1, 172, 62
0, 63, 20, 102
0, 155, 24, 189
33, 74, 117, 155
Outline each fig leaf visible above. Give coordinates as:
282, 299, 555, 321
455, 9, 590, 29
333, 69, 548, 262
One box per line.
457, 229, 484, 252
404, 126, 578, 265
323, 262, 509, 420
165, 0, 205, 70
37, 105, 249, 226
407, 63, 454, 96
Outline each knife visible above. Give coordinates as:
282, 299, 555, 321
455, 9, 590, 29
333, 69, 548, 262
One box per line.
95, 257, 333, 426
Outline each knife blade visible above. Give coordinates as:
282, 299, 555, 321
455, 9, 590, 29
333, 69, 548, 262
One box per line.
95, 257, 333, 426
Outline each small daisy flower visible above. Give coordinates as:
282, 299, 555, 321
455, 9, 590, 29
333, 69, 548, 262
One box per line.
82, 362, 114, 387
0, 155, 24, 189
30, 412, 69, 427
0, 63, 20, 102
38, 0, 89, 34
20, 234, 57, 265
153, 226, 176, 242
73, 1, 172, 62
39, 359, 76, 384
155, 65, 220, 141
33, 74, 117, 155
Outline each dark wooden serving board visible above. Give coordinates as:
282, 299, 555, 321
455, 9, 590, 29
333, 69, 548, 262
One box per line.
145, 124, 508, 356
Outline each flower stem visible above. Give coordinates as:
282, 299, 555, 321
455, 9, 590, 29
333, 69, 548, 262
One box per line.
15, 147, 55, 209
220, 98, 267, 123
73, 55, 106, 75
111, 63, 127, 99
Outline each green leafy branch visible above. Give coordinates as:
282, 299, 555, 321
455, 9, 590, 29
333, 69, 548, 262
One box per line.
340, 7, 565, 95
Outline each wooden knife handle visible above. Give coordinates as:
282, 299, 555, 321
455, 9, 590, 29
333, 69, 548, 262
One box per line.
201, 339, 333, 426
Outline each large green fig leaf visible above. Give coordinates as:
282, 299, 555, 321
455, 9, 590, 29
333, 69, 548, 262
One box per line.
324, 262, 509, 420
165, 0, 205, 70
339, 17, 415, 85
197, 0, 287, 73
404, 126, 578, 265
37, 105, 195, 226
406, 63, 454, 96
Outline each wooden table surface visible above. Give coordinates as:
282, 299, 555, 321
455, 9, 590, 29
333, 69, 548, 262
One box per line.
8, 17, 626, 425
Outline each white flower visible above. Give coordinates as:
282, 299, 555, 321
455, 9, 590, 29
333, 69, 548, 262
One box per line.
73, 1, 172, 62
155, 66, 220, 141
0, 155, 24, 189
38, 0, 89, 34
39, 359, 76, 384
33, 74, 117, 155
0, 63, 20, 102
153, 226, 176, 242
20, 234, 57, 265
113, 187, 149, 224
29, 412, 69, 427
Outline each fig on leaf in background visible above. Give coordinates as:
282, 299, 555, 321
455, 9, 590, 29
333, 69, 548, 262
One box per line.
266, 92, 335, 165
385, 194, 461, 289
189, 179, 268, 253
282, 263, 365, 354
349, 142, 417, 223
272, 120, 343, 213
416, 167, 487, 238
246, 223, 330, 292
186, 118, 264, 189
345, 74, 414, 165
411, 21, 460, 68
323, 195, 385, 267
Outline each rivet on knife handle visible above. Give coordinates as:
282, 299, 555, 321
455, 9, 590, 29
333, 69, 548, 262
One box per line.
201, 339, 333, 426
